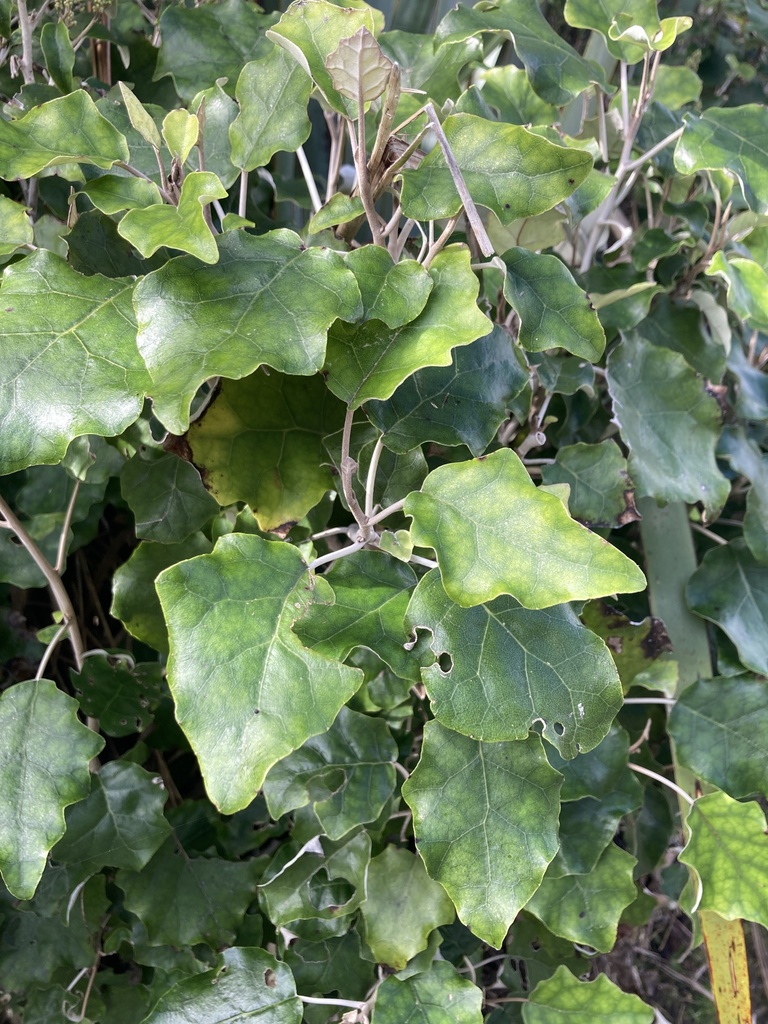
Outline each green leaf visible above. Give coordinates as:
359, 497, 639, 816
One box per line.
675, 106, 768, 214
564, 0, 691, 63
405, 449, 646, 610
189, 82, 240, 189
161, 109, 199, 163
118, 82, 163, 151
669, 677, 768, 798
367, 325, 528, 457
402, 722, 561, 948
524, 965, 654, 1024
547, 725, 641, 802
0, 252, 149, 475
607, 333, 729, 520
0, 680, 104, 899
680, 791, 768, 927
0, 195, 33, 257
541, 441, 639, 529
308, 191, 365, 233
373, 960, 482, 1024
40, 20, 75, 94
325, 26, 393, 111
477, 65, 558, 125
267, 0, 377, 116
118, 839, 260, 947
622, 294, 725, 381
111, 534, 213, 654
580, 601, 676, 694
706, 251, 768, 330
525, 843, 638, 952
436, 0, 606, 105
344, 246, 433, 329
0, 90, 128, 178
379, 31, 482, 106
121, 448, 218, 544
52, 762, 170, 874
550, 776, 642, 876
294, 550, 419, 683
400, 115, 591, 225
154, 0, 275, 102
501, 248, 605, 360
285, 931, 374, 1001
324, 246, 491, 408
185, 371, 344, 532
144, 947, 301, 1024
80, 173, 163, 215
686, 540, 768, 675
135, 229, 362, 434
230, 45, 311, 172
119, 170, 227, 264
405, 569, 622, 757
719, 427, 768, 563
70, 655, 165, 737
361, 847, 455, 970
156, 534, 362, 813
260, 830, 370, 929
264, 706, 397, 839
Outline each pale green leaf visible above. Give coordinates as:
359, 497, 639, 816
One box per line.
52, 762, 170, 874
405, 449, 646, 609
344, 246, 433, 329
308, 191, 364, 233
501, 247, 605, 360
117, 82, 163, 151
40, 19, 75, 94
525, 843, 637, 952
706, 251, 768, 330
541, 441, 639, 529
607, 333, 729, 519
264, 706, 397, 839
111, 534, 213, 654
135, 229, 362, 434
119, 171, 227, 264
675, 106, 768, 214
0, 252, 149, 475
230, 45, 312, 172
161, 109, 199, 163
524, 965, 654, 1024
0, 680, 104, 899
362, 847, 454, 970
324, 245, 491, 408
267, 0, 377, 115
0, 90, 128, 178
186, 371, 344, 532
0, 195, 33, 257
325, 26, 392, 109
294, 550, 419, 682
400, 115, 592, 225
367, 325, 529, 457
564, 0, 690, 63
681, 791, 768, 927
373, 961, 482, 1024
669, 677, 768, 798
405, 569, 622, 757
402, 722, 561, 948
686, 540, 768, 675
155, 534, 362, 813
144, 947, 301, 1024
477, 65, 558, 125
80, 173, 163, 215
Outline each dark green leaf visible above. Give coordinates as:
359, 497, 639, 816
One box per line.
121, 448, 218, 544
344, 246, 433, 329
546, 725, 641, 802
40, 20, 75, 94
622, 295, 725, 381
550, 776, 642, 876
541, 441, 639, 529
70, 655, 164, 737
373, 960, 482, 1024
580, 601, 676, 694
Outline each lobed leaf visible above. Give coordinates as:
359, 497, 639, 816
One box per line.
524, 965, 654, 1023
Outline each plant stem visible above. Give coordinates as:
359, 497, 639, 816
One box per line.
296, 145, 322, 214
368, 498, 405, 526
351, 81, 383, 246
0, 495, 85, 670
369, 62, 401, 173
35, 621, 71, 681
16, 0, 38, 85
307, 539, 367, 572
56, 479, 81, 574
423, 214, 460, 269
365, 435, 386, 519
340, 407, 370, 538
627, 763, 695, 806
238, 169, 248, 219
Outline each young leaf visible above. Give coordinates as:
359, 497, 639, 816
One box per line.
80, 174, 163, 215
155, 533, 363, 813
402, 722, 561, 948
669, 677, 768, 799
52, 762, 171, 874
161, 109, 199, 163
0, 195, 33, 256
325, 26, 393, 110
399, 114, 592, 224
0, 252, 149, 475
680, 792, 768, 927
230, 46, 312, 172
706, 251, 768, 330
143, 947, 301, 1024
296, 550, 419, 681
263, 706, 397, 839
135, 229, 362, 434
564, 0, 691, 63
373, 960, 482, 1024
0, 91, 128, 178
185, 371, 345, 532
501, 247, 605, 360
40, 20, 75, 94
405, 569, 623, 757
607, 333, 730, 520
405, 448, 646, 609
118, 82, 163, 151
324, 246, 491, 408
524, 965, 654, 1023
118, 171, 228, 264
0, 680, 104, 899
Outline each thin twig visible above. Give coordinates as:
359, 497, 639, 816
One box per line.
238, 168, 248, 219
365, 435, 386, 519
368, 498, 405, 526
35, 621, 71, 681
423, 214, 460, 270
340, 407, 369, 536
369, 62, 401, 173
628, 762, 695, 806
56, 479, 81, 574
351, 82, 384, 245
307, 539, 367, 572
296, 145, 322, 214
115, 161, 173, 204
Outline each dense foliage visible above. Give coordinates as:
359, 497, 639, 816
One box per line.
0, 0, 767, 1021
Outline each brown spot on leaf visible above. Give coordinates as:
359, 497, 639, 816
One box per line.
264, 968, 277, 988
606, 636, 623, 654
270, 521, 297, 539
616, 489, 641, 526
704, 380, 729, 418
162, 433, 193, 462
641, 618, 673, 659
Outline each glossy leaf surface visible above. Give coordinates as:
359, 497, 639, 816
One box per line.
121, 448, 218, 544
